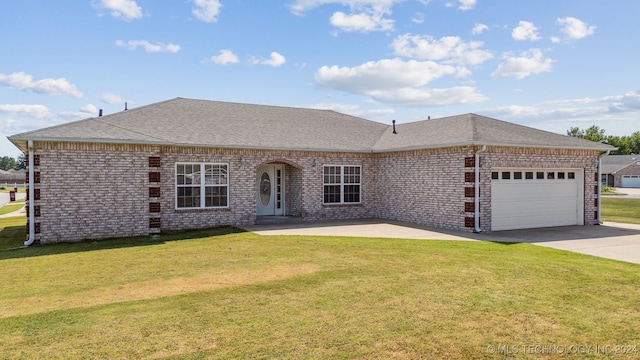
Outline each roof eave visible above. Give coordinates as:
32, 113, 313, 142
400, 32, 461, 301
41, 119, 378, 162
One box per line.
374, 141, 616, 153
9, 137, 617, 155
7, 136, 376, 154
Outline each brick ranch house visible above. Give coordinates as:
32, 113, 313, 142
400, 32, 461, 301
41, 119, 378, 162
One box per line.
600, 155, 640, 188
8, 98, 615, 245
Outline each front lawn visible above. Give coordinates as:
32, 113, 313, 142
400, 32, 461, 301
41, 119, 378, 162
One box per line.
602, 197, 640, 224
1, 225, 638, 359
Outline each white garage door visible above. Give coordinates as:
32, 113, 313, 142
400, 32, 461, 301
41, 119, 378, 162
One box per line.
491, 169, 584, 231
621, 175, 640, 188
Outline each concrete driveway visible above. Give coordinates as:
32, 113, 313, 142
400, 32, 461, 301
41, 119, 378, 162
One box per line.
604, 187, 640, 199
244, 219, 640, 265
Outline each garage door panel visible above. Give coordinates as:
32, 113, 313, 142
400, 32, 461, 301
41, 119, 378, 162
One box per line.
491, 169, 583, 231
621, 176, 640, 188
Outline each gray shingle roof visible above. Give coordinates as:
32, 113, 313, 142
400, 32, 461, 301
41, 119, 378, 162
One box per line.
601, 155, 639, 173
373, 113, 615, 151
9, 97, 615, 153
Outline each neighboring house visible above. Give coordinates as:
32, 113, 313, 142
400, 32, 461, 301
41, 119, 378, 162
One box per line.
0, 169, 26, 185
601, 155, 640, 187
8, 98, 615, 244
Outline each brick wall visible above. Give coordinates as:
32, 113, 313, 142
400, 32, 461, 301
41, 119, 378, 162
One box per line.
29, 141, 602, 243
614, 161, 640, 187
374, 146, 475, 231
32, 142, 154, 243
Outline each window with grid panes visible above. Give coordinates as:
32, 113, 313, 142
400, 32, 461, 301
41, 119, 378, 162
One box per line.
323, 165, 361, 204
176, 163, 228, 209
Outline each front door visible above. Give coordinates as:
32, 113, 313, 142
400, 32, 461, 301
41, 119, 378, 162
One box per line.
256, 164, 284, 216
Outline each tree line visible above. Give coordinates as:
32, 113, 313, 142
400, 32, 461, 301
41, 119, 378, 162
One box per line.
567, 126, 640, 154
0, 155, 26, 171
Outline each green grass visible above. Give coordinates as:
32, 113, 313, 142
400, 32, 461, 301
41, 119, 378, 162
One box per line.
602, 197, 640, 224
0, 202, 24, 215
1, 224, 639, 359
0, 216, 25, 249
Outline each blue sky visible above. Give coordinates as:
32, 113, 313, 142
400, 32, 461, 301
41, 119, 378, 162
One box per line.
1, 0, 639, 157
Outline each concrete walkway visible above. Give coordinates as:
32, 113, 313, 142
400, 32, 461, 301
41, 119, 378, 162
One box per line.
244, 219, 640, 265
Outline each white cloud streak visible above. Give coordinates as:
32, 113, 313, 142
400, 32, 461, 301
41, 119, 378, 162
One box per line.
329, 10, 394, 32
471, 23, 488, 35
101, 93, 125, 104
314, 58, 488, 106
93, 0, 143, 21
557, 17, 596, 40
392, 33, 493, 66
261, 52, 286, 67
116, 40, 181, 53
0, 104, 52, 119
512, 21, 541, 41
192, 0, 222, 22
289, 0, 398, 32
491, 49, 554, 79
209, 49, 239, 65
0, 72, 84, 98
446, 0, 476, 10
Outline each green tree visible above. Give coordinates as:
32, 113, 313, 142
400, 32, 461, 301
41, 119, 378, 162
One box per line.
15, 154, 26, 170
0, 156, 17, 171
567, 126, 639, 154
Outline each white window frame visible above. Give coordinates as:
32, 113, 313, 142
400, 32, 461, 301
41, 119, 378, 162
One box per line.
175, 162, 229, 209
323, 165, 361, 204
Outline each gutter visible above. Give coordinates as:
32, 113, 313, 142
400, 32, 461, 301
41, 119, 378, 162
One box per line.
24, 140, 36, 246
597, 149, 611, 225
474, 145, 487, 233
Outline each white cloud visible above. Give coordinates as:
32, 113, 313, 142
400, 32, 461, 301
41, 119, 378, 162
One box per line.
411, 12, 424, 24
479, 91, 640, 137
0, 104, 52, 119
100, 93, 124, 104
458, 0, 476, 10
261, 52, 286, 67
289, 0, 400, 15
60, 104, 99, 119
512, 21, 541, 41
546, 91, 640, 113
0, 72, 84, 98
491, 49, 554, 79
471, 23, 488, 35
116, 40, 181, 53
289, 0, 398, 32
446, 0, 476, 10
330, 10, 394, 32
557, 17, 596, 40
314, 58, 487, 107
392, 34, 493, 66
208, 49, 239, 65
93, 0, 143, 21
192, 0, 222, 23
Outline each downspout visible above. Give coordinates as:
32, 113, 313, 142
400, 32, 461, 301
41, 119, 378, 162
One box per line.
474, 145, 487, 233
24, 140, 36, 246
597, 149, 611, 225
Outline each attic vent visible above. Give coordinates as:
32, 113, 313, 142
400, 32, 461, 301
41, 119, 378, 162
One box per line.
392, 120, 397, 134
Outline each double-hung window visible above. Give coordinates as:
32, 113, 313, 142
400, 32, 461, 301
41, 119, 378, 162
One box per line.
323, 165, 361, 204
176, 163, 228, 209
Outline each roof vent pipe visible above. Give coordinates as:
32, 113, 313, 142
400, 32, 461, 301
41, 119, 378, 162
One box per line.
124, 102, 128, 111
99, 109, 103, 117
392, 120, 397, 134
